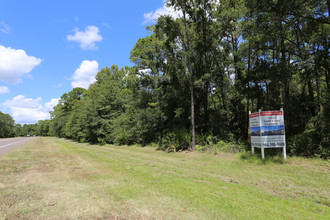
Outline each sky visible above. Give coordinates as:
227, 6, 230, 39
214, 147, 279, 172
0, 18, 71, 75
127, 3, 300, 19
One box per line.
0, 0, 178, 124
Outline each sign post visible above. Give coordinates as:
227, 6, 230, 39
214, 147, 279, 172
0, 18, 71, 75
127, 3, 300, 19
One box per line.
249, 108, 286, 159
281, 108, 287, 159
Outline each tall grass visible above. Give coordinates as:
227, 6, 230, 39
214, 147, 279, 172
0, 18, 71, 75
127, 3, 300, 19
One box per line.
0, 137, 329, 219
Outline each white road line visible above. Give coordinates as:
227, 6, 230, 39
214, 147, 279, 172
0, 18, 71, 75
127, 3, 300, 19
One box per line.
0, 139, 28, 149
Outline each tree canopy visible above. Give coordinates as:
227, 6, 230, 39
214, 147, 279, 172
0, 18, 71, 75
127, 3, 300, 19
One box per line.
0, 111, 15, 138
38, 0, 330, 158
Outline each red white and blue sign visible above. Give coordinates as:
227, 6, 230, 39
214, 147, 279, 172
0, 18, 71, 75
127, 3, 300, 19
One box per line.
249, 110, 286, 148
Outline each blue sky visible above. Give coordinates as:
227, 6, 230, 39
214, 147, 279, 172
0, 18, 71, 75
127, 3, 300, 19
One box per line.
0, 0, 177, 124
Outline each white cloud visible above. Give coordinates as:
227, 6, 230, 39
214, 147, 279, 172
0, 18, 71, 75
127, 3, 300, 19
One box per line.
44, 98, 60, 112
0, 86, 10, 94
1, 95, 59, 124
0, 21, 10, 34
0, 45, 42, 84
67, 25, 103, 50
72, 60, 99, 89
143, 4, 182, 24
143, 1, 221, 24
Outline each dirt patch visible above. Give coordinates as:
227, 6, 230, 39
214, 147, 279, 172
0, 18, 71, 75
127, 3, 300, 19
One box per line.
71, 166, 84, 171
0, 182, 5, 189
181, 174, 191, 178
220, 176, 239, 184
35, 164, 55, 172
194, 180, 211, 184
315, 201, 330, 207
263, 188, 287, 199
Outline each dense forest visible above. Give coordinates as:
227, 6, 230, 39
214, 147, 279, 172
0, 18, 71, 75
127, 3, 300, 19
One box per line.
1, 0, 329, 158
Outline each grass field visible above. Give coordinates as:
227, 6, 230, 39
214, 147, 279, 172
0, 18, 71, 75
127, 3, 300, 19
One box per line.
0, 137, 329, 219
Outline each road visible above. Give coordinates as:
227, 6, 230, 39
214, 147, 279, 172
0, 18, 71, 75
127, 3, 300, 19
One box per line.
0, 137, 35, 157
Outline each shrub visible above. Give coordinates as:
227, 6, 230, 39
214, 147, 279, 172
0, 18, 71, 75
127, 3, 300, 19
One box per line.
97, 137, 107, 146
289, 110, 330, 159
163, 128, 191, 151
196, 138, 245, 155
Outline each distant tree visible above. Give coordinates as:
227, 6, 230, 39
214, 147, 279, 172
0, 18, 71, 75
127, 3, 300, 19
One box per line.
36, 120, 51, 136
0, 111, 15, 138
50, 87, 87, 137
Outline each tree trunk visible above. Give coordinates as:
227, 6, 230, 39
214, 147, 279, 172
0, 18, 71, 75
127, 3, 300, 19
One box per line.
307, 78, 315, 115
182, 9, 196, 151
316, 76, 323, 112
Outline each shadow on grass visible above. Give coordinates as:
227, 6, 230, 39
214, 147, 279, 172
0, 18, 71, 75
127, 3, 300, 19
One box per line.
239, 151, 286, 165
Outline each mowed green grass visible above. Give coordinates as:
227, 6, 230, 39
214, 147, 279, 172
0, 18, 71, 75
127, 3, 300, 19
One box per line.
0, 138, 329, 219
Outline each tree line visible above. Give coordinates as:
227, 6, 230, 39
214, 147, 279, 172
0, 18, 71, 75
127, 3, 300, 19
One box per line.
1, 0, 329, 158
0, 113, 51, 138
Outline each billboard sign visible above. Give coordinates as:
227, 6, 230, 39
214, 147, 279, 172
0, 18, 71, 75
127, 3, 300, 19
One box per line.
259, 111, 285, 148
249, 109, 287, 159
249, 112, 261, 148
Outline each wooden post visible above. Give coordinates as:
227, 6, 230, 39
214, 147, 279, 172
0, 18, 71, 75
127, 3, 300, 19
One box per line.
249, 111, 254, 154
281, 108, 287, 159
259, 109, 264, 159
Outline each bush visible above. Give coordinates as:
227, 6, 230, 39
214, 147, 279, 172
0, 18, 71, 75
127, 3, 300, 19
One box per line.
289, 111, 330, 159
97, 137, 107, 146
196, 138, 245, 155
163, 128, 191, 151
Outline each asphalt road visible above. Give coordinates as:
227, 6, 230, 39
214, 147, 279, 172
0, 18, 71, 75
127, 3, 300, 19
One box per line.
0, 137, 35, 157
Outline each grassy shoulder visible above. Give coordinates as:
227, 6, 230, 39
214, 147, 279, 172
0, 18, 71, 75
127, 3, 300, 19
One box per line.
0, 137, 329, 219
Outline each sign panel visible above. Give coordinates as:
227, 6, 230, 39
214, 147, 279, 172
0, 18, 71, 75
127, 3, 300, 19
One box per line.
260, 111, 285, 148
249, 112, 261, 148
249, 110, 286, 148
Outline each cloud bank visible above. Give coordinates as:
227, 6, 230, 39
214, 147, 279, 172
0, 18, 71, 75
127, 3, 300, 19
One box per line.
72, 60, 99, 89
0, 86, 10, 94
0, 45, 42, 84
1, 95, 59, 124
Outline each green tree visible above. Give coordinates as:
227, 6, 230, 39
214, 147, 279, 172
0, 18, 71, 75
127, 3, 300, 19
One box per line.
45, 0, 329, 158
50, 87, 87, 138
0, 111, 15, 138
36, 120, 51, 136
